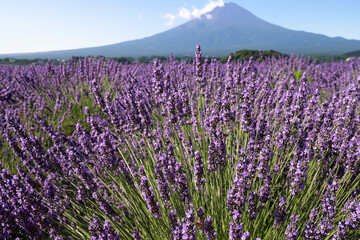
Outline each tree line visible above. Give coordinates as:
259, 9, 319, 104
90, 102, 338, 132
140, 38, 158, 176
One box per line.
1, 49, 359, 66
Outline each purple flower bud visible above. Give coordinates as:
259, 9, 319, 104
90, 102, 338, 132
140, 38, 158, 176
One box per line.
132, 227, 141, 240
274, 197, 287, 228
140, 171, 162, 218
285, 214, 299, 240
194, 151, 205, 191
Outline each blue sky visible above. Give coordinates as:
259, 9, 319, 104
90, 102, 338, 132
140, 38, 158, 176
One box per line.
0, 0, 359, 54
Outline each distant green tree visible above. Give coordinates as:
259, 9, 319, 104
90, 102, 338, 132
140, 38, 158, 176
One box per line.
340, 50, 360, 59
220, 49, 289, 63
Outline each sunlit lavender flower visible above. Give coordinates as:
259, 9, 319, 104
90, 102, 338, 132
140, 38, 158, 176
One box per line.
227, 159, 252, 217
195, 44, 206, 88
229, 210, 244, 240
241, 232, 251, 240
174, 160, 192, 205
303, 208, 321, 239
154, 163, 171, 209
140, 170, 162, 218
332, 195, 360, 239
194, 150, 205, 191
274, 197, 287, 228
182, 206, 196, 240
247, 191, 258, 221
132, 227, 142, 240
89, 216, 120, 240
259, 174, 272, 204
285, 214, 299, 240
319, 180, 338, 236
197, 207, 216, 240
169, 210, 183, 240
207, 141, 219, 172
90, 78, 106, 108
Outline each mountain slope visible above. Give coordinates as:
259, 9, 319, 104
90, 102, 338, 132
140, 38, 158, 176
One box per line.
2, 2, 360, 58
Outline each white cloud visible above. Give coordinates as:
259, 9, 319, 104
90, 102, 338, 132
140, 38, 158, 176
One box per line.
178, 7, 192, 19
163, 13, 177, 26
191, 0, 224, 18
162, 0, 224, 26
205, 13, 213, 19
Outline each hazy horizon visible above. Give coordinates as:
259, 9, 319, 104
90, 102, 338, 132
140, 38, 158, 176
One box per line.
1, 0, 360, 54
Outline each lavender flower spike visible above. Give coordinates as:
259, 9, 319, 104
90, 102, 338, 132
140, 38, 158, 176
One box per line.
285, 214, 299, 240
140, 169, 162, 218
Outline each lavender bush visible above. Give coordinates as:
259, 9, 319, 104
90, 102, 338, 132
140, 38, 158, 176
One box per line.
0, 46, 360, 239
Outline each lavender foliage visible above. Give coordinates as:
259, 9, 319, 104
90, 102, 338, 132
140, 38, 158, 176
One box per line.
0, 48, 359, 239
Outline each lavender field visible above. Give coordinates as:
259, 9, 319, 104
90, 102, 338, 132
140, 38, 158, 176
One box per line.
0, 46, 360, 239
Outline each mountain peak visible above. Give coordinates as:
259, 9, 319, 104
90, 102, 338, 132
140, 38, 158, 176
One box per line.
214, 1, 253, 14
192, 2, 273, 28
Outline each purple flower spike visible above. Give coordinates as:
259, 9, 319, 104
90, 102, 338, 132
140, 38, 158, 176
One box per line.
274, 197, 287, 228
182, 206, 196, 240
194, 150, 205, 191
241, 232, 251, 240
197, 207, 216, 240
140, 170, 162, 218
132, 227, 142, 240
285, 214, 299, 240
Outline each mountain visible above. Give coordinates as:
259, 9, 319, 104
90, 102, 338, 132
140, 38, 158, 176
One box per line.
2, 2, 360, 59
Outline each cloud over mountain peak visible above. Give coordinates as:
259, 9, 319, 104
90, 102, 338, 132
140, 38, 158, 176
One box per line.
163, 0, 224, 26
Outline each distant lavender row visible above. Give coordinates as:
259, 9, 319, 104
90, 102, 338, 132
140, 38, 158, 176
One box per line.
0, 47, 360, 239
